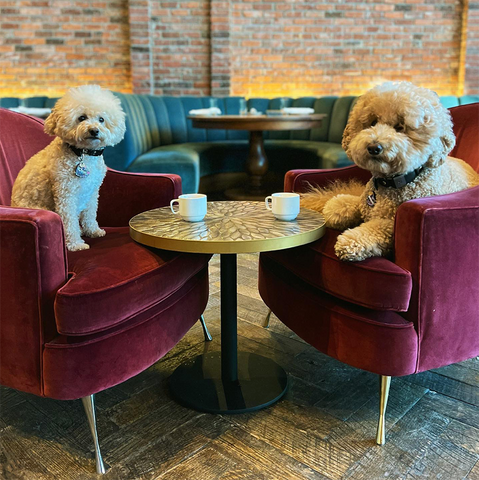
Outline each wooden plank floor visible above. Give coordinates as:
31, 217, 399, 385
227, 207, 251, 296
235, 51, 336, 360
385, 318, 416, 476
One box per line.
1, 253, 478, 480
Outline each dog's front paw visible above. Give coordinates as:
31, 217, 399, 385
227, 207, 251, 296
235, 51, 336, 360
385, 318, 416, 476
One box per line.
84, 228, 106, 238
67, 242, 90, 252
334, 231, 369, 262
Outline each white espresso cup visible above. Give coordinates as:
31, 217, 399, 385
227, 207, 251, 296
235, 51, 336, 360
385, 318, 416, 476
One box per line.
265, 192, 300, 221
170, 193, 207, 222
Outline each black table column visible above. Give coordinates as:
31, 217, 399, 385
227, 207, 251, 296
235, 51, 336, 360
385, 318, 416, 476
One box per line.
169, 254, 288, 414
220, 254, 238, 383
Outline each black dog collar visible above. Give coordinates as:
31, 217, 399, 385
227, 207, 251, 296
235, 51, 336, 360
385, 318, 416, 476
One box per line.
68, 144, 105, 157
373, 166, 424, 190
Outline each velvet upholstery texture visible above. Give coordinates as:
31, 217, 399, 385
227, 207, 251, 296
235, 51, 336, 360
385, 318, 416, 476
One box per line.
0, 108, 211, 400
97, 169, 182, 227
260, 103, 479, 377
263, 228, 412, 312
0, 109, 52, 205
449, 103, 479, 172
0, 207, 67, 395
44, 269, 209, 399
394, 187, 479, 372
56, 227, 210, 336
259, 255, 418, 376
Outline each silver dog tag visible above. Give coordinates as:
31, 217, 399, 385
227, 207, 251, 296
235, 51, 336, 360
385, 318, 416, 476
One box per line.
366, 191, 376, 207
75, 155, 90, 178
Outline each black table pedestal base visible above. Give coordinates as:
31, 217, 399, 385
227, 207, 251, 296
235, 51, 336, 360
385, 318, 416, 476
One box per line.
169, 351, 288, 414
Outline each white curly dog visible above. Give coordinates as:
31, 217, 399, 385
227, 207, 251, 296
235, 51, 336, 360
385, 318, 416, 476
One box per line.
11, 85, 126, 251
302, 81, 479, 262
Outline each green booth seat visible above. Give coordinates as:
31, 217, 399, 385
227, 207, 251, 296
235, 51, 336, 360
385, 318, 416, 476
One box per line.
459, 95, 479, 105
0, 96, 59, 110
0, 97, 20, 108
22, 96, 48, 107
45, 97, 59, 108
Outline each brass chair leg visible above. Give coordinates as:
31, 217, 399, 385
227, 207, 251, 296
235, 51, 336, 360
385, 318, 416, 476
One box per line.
263, 309, 272, 329
199, 314, 212, 342
376, 375, 391, 445
82, 395, 107, 474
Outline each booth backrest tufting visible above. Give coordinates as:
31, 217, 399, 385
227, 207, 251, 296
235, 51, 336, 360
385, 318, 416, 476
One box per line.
0, 96, 60, 109
104, 94, 364, 171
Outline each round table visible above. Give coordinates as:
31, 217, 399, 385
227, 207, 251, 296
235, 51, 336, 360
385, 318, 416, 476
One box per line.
189, 114, 325, 200
130, 201, 325, 414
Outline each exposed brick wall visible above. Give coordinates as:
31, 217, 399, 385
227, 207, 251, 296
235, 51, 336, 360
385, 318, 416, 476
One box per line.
230, 0, 466, 97
150, 0, 211, 96
465, 1, 479, 94
128, 0, 152, 94
129, 0, 211, 96
210, 0, 230, 96
0, 0, 132, 97
0, 0, 477, 98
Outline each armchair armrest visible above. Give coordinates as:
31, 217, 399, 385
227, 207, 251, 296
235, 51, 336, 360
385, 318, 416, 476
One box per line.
284, 165, 371, 193
394, 185, 479, 372
0, 206, 67, 395
97, 168, 182, 227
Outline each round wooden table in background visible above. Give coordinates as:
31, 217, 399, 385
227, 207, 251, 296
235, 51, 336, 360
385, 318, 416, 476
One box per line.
189, 114, 325, 200
130, 201, 326, 414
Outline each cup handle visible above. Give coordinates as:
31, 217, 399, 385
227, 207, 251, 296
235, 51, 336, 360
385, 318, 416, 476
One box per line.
170, 199, 180, 214
265, 196, 273, 211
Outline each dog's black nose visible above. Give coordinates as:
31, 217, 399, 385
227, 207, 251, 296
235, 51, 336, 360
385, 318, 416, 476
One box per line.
89, 128, 99, 137
367, 143, 383, 156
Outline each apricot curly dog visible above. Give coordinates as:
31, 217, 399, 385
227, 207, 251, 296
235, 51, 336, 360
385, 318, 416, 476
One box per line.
302, 82, 479, 261
11, 85, 126, 251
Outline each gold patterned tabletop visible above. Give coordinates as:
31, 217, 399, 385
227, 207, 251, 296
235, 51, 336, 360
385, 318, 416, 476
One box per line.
129, 201, 325, 254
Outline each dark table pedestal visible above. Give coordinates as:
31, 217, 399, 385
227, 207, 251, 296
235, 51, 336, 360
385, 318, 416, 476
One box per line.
169, 253, 288, 413
225, 130, 270, 201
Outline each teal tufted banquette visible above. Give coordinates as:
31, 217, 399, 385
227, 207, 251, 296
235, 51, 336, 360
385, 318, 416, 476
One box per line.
102, 94, 362, 193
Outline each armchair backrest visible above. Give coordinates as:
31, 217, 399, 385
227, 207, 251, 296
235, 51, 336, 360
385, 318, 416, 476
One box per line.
0, 108, 53, 206
449, 103, 479, 172
0, 109, 67, 396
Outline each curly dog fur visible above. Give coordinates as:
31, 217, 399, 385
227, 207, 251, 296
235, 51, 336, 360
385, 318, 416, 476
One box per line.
302, 82, 479, 261
11, 85, 126, 251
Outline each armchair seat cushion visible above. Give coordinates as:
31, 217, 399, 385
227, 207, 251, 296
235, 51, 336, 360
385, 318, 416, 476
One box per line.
54, 227, 211, 336
259, 253, 418, 376
263, 228, 413, 311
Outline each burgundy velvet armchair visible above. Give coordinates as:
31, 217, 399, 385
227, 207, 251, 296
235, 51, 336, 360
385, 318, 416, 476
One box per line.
258, 103, 479, 444
0, 108, 213, 473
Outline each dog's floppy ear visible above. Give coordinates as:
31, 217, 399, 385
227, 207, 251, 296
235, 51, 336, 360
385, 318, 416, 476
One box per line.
341, 98, 362, 153
425, 106, 456, 168
44, 110, 58, 136
341, 121, 352, 153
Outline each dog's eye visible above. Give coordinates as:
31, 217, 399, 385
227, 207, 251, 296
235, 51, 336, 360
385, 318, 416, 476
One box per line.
394, 124, 405, 132
78, 115, 87, 122
371, 119, 377, 127
99, 117, 104, 123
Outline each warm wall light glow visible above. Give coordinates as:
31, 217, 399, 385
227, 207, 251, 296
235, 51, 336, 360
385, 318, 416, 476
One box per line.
233, 79, 388, 98
232, 75, 463, 98
0, 86, 133, 99
0, 88, 68, 98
